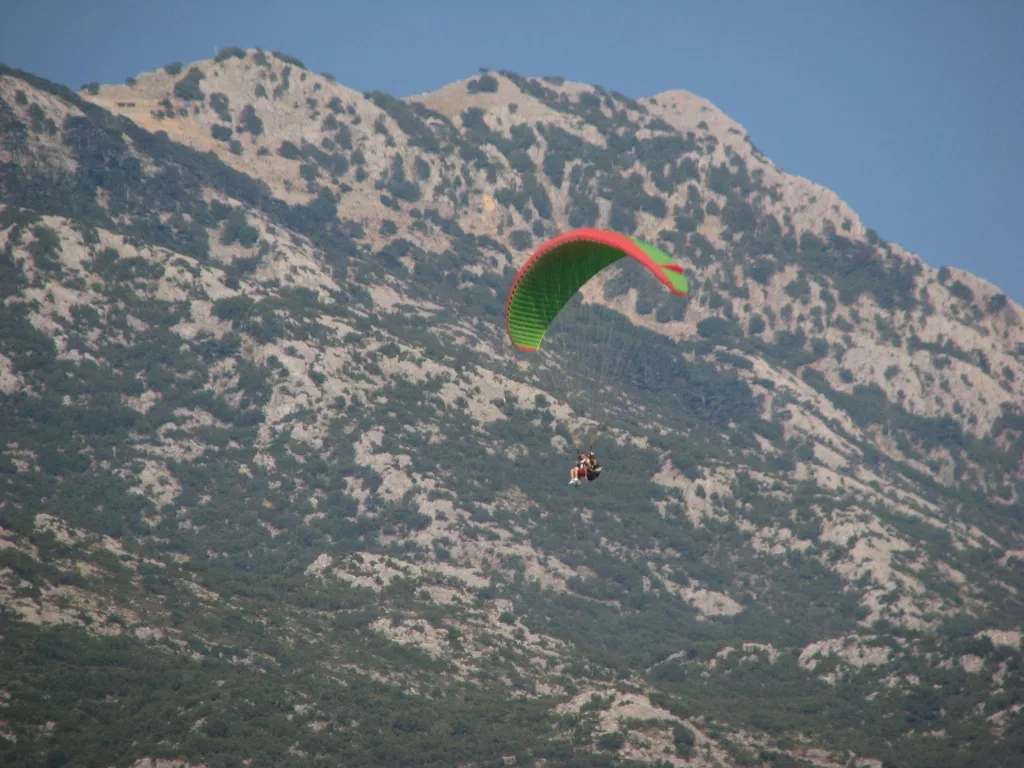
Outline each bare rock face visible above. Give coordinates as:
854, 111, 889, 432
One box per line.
0, 52, 1021, 767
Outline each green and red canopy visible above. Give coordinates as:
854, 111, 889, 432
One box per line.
505, 228, 690, 352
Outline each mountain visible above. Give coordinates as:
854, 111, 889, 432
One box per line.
1, 48, 1022, 768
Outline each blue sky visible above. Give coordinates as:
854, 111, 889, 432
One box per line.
3, 1, 1022, 303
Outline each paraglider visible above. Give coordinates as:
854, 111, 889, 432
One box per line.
505, 228, 690, 485
568, 449, 603, 487
505, 228, 690, 353
569, 451, 591, 486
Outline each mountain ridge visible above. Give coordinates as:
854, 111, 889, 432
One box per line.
1, 48, 1022, 767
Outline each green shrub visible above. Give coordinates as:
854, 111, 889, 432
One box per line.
278, 140, 301, 160
414, 157, 431, 181
597, 731, 626, 751
985, 293, 1008, 313
173, 68, 206, 102
209, 92, 231, 122
673, 725, 695, 756
220, 208, 259, 247
509, 230, 532, 250
467, 75, 499, 93
949, 280, 974, 303
214, 46, 247, 63
272, 51, 306, 68
237, 104, 263, 135
697, 316, 739, 339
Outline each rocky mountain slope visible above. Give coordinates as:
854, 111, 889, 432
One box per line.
1, 49, 1022, 767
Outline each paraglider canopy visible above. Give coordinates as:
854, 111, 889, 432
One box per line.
505, 228, 689, 352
